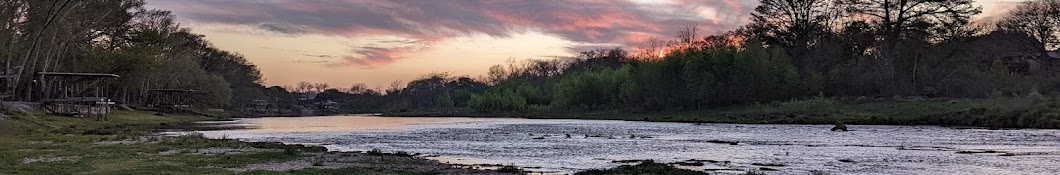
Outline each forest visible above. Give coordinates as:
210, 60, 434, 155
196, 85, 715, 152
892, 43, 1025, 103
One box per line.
3, 0, 1060, 118
0, 0, 265, 113
296, 0, 1060, 116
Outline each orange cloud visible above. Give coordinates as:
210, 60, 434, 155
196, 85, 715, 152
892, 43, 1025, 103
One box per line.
149, 0, 756, 68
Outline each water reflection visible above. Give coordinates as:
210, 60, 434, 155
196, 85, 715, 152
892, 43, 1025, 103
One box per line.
236, 115, 491, 132
194, 115, 1060, 174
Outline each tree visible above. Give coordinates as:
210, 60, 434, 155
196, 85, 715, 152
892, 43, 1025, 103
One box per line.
436, 92, 454, 108
295, 81, 313, 93
835, 0, 980, 95
997, 0, 1060, 50
349, 83, 370, 94
675, 24, 699, 50
749, 0, 839, 71
312, 83, 330, 93
750, 0, 836, 45
839, 0, 981, 43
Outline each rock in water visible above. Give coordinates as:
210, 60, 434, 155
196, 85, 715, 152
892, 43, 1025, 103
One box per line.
831, 122, 848, 132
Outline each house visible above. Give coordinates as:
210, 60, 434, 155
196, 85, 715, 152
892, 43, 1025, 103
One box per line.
240, 99, 278, 115
298, 92, 318, 101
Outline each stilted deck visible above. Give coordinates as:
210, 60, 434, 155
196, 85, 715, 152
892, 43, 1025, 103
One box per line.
36, 72, 119, 120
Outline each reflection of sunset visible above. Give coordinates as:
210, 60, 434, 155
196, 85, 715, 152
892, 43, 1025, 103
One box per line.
246, 115, 487, 132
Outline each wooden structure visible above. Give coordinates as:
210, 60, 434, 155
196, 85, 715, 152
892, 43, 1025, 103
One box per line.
36, 72, 119, 120
0, 67, 19, 107
147, 89, 196, 113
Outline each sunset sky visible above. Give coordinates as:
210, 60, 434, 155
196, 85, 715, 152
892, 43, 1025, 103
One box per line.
145, 0, 1026, 89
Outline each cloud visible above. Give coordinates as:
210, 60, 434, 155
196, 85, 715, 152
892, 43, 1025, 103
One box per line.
301, 54, 335, 58
293, 60, 331, 64
148, 0, 756, 68
257, 46, 307, 52
331, 46, 427, 69
257, 22, 308, 34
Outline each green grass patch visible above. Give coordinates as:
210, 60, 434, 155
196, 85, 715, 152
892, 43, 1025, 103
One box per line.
471, 96, 1060, 129
0, 111, 495, 175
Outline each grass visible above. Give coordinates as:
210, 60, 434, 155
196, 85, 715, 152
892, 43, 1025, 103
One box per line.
574, 160, 707, 175
0, 111, 310, 174
0, 110, 507, 175
474, 95, 1060, 129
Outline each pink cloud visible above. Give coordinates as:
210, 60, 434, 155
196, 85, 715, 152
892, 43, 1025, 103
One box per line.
335, 46, 423, 69
147, 0, 756, 68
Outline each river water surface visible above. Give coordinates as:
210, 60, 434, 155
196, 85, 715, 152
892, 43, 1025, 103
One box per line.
191, 115, 1060, 174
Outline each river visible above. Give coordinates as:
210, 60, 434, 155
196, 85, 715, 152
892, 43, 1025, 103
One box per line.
189, 115, 1060, 174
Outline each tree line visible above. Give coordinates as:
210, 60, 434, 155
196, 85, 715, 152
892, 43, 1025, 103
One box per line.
1, 0, 266, 113
290, 0, 1060, 114
12, 0, 1057, 115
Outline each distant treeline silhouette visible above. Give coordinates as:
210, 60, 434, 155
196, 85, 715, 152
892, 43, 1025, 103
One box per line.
277, 0, 1060, 114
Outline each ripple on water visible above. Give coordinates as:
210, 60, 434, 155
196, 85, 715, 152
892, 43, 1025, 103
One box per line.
194, 115, 1060, 175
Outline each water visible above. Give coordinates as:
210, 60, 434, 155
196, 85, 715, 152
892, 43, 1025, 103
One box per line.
190, 115, 1060, 174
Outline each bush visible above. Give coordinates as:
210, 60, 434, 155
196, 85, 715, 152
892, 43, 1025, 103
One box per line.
574, 160, 708, 175
496, 165, 524, 173
469, 80, 541, 112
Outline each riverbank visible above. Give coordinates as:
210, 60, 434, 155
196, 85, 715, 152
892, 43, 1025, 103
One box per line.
0, 111, 514, 175
385, 96, 1060, 129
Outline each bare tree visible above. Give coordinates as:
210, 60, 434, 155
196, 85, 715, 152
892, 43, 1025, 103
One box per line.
750, 0, 838, 48
386, 80, 404, 95
312, 82, 329, 93
998, 0, 1060, 50
486, 64, 508, 85
349, 83, 369, 94
839, 0, 981, 43
295, 81, 312, 93
749, 0, 842, 72
675, 24, 699, 50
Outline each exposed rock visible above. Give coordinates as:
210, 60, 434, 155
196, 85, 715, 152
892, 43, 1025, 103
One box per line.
751, 163, 785, 167
93, 136, 163, 145
669, 160, 705, 166
22, 156, 80, 164
227, 152, 514, 174
831, 123, 848, 132
611, 159, 647, 163
194, 147, 281, 155
159, 149, 182, 155
759, 167, 780, 171
706, 140, 739, 145
956, 150, 1003, 154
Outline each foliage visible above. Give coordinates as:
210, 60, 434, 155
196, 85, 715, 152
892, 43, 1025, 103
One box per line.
468, 79, 540, 112
997, 0, 1060, 50
436, 92, 454, 108
552, 66, 631, 109
0, 1, 265, 112
574, 160, 708, 175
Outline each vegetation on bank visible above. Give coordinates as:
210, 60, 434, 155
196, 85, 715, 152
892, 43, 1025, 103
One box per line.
575, 160, 707, 175
388, 95, 1060, 129
295, 0, 1060, 129
0, 111, 512, 175
2, 1, 268, 111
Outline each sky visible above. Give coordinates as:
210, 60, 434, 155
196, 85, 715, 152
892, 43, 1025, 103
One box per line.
144, 0, 1026, 89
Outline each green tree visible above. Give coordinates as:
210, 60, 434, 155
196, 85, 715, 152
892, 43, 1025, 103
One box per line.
436, 92, 454, 108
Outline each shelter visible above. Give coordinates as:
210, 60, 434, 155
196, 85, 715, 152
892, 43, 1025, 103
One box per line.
148, 89, 196, 113
35, 72, 119, 120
